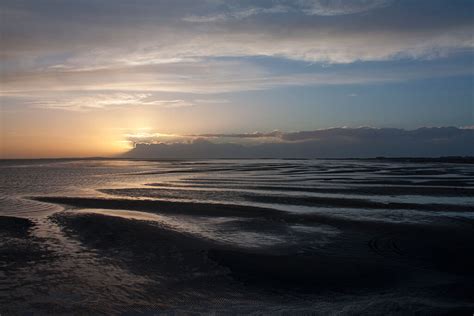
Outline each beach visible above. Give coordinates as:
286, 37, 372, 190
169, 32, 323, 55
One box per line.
1, 159, 473, 314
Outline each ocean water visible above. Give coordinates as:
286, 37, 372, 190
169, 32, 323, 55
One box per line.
0, 159, 473, 314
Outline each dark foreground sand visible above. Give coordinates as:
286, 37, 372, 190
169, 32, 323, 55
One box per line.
1, 196, 466, 314
0, 216, 50, 267
50, 210, 474, 314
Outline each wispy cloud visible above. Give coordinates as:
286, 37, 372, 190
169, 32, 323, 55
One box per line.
23, 93, 230, 111
300, 0, 392, 16
2, 0, 472, 68
2, 58, 471, 97
183, 5, 289, 22
1, 1, 473, 109
183, 0, 392, 23
29, 93, 195, 111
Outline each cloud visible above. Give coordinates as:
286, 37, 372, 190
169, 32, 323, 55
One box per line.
123, 127, 474, 158
186, 131, 283, 139
1, 1, 472, 101
183, 5, 290, 22
183, 0, 391, 23
180, 126, 474, 142
28, 93, 195, 111
2, 58, 471, 97
1, 0, 472, 68
125, 132, 188, 145
300, 0, 392, 16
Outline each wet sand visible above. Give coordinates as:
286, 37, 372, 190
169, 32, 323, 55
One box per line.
97, 188, 474, 212
34, 196, 284, 218
0, 216, 51, 266
1, 158, 474, 314
147, 182, 474, 197
46, 209, 474, 314
34, 195, 474, 291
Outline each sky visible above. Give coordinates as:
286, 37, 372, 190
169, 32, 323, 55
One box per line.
0, 0, 473, 158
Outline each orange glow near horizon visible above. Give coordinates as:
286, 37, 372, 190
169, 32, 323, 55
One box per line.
0, 130, 133, 159
0, 108, 152, 158
0, 94, 257, 158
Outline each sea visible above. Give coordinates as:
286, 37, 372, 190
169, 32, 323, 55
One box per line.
0, 158, 473, 314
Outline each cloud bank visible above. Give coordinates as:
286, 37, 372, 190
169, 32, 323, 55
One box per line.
123, 127, 474, 158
